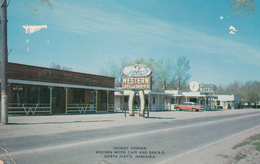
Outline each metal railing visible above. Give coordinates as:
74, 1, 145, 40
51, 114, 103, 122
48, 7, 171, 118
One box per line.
107, 104, 114, 112
66, 104, 96, 114
8, 103, 51, 115
123, 105, 150, 118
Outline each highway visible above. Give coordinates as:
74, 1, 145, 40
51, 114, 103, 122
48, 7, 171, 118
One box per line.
0, 110, 260, 164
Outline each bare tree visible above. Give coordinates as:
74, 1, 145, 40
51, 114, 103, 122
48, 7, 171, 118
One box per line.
240, 81, 260, 104
225, 82, 241, 95
153, 59, 172, 89
215, 86, 226, 95
100, 57, 190, 90
99, 57, 131, 87
230, 0, 255, 19
50, 62, 72, 71
132, 58, 175, 89
171, 56, 191, 90
216, 81, 260, 108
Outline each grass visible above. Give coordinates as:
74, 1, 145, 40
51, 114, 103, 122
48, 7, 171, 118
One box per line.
252, 142, 260, 152
232, 141, 250, 149
230, 133, 260, 162
218, 154, 229, 159
232, 133, 260, 150
234, 153, 247, 161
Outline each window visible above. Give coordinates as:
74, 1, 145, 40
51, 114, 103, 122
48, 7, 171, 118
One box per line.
99, 91, 107, 104
12, 86, 50, 105
153, 97, 156, 104
72, 89, 85, 104
89, 91, 95, 104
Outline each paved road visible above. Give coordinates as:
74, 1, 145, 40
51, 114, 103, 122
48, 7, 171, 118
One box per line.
0, 110, 260, 164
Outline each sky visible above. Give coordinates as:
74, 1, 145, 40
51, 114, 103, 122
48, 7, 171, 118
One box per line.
7, 0, 260, 86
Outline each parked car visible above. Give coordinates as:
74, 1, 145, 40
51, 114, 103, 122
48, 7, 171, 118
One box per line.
175, 102, 204, 112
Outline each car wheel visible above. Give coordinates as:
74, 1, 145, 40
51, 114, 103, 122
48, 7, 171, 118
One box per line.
192, 108, 197, 112
176, 107, 181, 111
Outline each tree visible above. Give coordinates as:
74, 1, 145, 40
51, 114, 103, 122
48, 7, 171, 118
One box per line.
225, 82, 241, 95
154, 59, 172, 89
134, 58, 173, 89
99, 56, 191, 90
240, 81, 260, 104
230, 0, 255, 19
171, 56, 191, 90
50, 62, 72, 71
215, 86, 226, 95
216, 81, 260, 107
99, 57, 131, 87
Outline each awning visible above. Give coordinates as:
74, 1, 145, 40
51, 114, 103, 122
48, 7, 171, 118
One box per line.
6, 79, 122, 92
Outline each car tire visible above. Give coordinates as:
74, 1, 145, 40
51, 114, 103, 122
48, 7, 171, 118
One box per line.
176, 107, 181, 111
192, 108, 197, 112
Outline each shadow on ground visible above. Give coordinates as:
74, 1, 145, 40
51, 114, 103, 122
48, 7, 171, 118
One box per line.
7, 120, 114, 125
146, 117, 175, 120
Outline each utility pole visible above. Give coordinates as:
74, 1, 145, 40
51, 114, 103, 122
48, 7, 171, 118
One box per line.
1, 0, 8, 124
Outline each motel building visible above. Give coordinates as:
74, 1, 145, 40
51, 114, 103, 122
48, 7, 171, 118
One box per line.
114, 87, 240, 112
0, 63, 120, 115
114, 88, 219, 112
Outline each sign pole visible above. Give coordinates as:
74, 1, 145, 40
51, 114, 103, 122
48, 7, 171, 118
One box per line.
1, 0, 8, 124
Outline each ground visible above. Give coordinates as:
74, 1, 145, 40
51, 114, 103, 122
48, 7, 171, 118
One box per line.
169, 125, 260, 164
0, 109, 260, 164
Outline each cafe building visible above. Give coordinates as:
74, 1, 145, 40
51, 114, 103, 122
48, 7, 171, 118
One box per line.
1, 62, 120, 115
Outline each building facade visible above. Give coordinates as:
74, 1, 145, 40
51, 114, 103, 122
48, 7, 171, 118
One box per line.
114, 89, 220, 112
1, 63, 120, 115
217, 95, 240, 109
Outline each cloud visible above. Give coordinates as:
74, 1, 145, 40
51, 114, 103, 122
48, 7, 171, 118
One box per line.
229, 26, 237, 31
229, 31, 235, 34
48, 2, 259, 66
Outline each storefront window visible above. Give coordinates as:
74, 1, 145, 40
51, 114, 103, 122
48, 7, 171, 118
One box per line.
99, 91, 107, 104
72, 89, 85, 104
12, 85, 50, 105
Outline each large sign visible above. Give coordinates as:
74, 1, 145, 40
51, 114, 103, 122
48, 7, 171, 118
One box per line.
190, 81, 200, 92
122, 64, 152, 90
122, 64, 152, 77
189, 81, 217, 92
122, 64, 152, 117
199, 84, 217, 92
121, 76, 151, 90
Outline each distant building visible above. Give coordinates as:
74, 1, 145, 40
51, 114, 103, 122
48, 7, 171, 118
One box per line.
217, 95, 240, 109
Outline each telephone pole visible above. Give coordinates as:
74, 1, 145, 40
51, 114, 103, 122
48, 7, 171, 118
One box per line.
1, 0, 8, 124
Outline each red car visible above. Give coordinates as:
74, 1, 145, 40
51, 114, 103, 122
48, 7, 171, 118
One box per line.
175, 102, 204, 112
